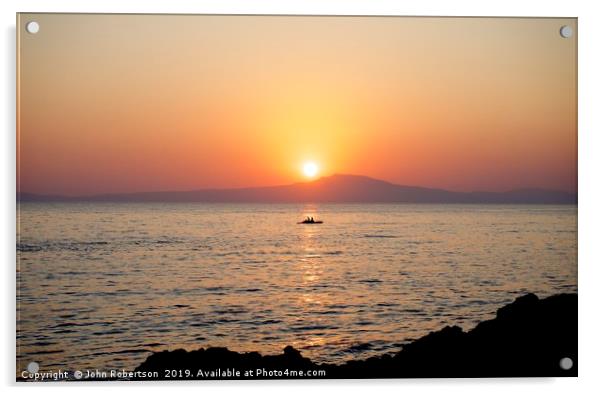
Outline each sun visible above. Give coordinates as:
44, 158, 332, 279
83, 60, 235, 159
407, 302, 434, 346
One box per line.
302, 162, 319, 178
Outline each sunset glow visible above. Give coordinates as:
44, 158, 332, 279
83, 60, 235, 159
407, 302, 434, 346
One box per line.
17, 15, 577, 195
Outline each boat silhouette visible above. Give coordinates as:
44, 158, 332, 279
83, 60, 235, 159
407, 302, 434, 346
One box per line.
298, 218, 323, 224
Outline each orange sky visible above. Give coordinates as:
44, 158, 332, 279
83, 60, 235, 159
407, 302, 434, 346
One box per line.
17, 15, 577, 195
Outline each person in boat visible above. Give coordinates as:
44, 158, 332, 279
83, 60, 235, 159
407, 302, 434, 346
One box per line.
310, 217, 315, 223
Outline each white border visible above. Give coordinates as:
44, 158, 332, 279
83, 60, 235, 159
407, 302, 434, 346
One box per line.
2, 1, 601, 394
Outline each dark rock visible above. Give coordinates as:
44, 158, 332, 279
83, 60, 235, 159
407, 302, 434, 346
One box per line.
134, 293, 577, 379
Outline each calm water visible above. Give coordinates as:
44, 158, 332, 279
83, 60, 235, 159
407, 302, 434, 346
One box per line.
17, 203, 577, 373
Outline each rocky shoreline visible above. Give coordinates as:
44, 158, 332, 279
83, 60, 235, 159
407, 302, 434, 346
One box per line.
134, 293, 577, 379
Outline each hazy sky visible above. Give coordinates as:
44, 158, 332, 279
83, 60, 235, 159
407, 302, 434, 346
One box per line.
18, 14, 577, 195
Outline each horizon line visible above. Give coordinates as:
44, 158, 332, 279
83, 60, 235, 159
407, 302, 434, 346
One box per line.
17, 173, 577, 198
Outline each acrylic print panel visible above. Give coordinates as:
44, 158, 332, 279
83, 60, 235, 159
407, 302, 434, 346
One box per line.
16, 14, 577, 381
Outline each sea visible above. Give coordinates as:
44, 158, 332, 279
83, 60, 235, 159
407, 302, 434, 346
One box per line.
16, 203, 577, 374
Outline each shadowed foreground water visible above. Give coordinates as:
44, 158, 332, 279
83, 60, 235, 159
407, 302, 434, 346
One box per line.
16, 203, 577, 374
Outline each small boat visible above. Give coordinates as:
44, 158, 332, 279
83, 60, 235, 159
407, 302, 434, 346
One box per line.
298, 219, 323, 224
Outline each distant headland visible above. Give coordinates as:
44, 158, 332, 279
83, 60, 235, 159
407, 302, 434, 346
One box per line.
18, 174, 577, 204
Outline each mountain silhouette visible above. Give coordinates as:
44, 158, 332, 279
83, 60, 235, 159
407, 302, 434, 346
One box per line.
18, 174, 576, 204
